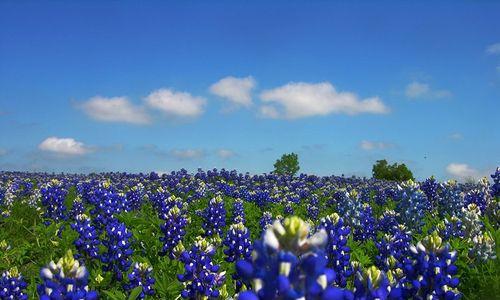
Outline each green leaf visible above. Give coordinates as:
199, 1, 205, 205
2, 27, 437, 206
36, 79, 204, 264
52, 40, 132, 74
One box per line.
127, 286, 143, 300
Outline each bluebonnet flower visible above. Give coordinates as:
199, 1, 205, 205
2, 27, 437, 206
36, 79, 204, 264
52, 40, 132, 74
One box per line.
437, 216, 464, 241
71, 214, 101, 260
38, 250, 98, 300
460, 203, 483, 240
469, 232, 496, 261
69, 197, 85, 219
420, 176, 440, 208
89, 182, 127, 228
376, 209, 399, 234
400, 231, 460, 299
202, 195, 226, 237
260, 211, 273, 231
491, 167, 500, 198
126, 183, 145, 211
177, 237, 226, 299
396, 180, 430, 232
375, 225, 411, 272
159, 205, 188, 259
318, 213, 352, 287
355, 203, 377, 241
124, 262, 155, 299
353, 266, 392, 300
40, 179, 68, 225
0, 267, 28, 300
232, 198, 246, 223
307, 195, 319, 221
283, 201, 294, 215
224, 222, 253, 291
223, 222, 253, 263
464, 189, 487, 213
437, 180, 464, 217
101, 220, 133, 281
236, 216, 350, 300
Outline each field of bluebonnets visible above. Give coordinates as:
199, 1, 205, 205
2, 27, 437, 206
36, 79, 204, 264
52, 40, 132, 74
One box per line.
0, 168, 499, 300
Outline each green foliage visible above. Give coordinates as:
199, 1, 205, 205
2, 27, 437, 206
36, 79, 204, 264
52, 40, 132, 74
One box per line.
273, 152, 300, 176
372, 159, 414, 181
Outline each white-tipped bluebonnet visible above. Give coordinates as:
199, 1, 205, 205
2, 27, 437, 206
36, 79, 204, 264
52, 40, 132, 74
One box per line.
0, 267, 28, 300
259, 211, 273, 231
37, 250, 98, 300
232, 198, 246, 224
71, 214, 101, 260
236, 216, 346, 299
124, 262, 155, 299
202, 195, 226, 237
396, 180, 430, 232
400, 231, 460, 299
159, 205, 188, 259
40, 179, 68, 225
490, 167, 500, 198
318, 213, 352, 287
101, 220, 133, 281
177, 237, 226, 299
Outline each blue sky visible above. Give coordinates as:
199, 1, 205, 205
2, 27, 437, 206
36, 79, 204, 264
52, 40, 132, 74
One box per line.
0, 1, 499, 180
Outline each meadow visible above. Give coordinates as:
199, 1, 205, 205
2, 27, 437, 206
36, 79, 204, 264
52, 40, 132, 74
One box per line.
0, 169, 499, 299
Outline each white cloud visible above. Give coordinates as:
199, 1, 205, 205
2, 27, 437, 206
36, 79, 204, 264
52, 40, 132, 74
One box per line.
79, 96, 151, 124
38, 137, 91, 156
217, 149, 236, 159
0, 149, 7, 156
446, 163, 481, 181
405, 81, 452, 99
146, 88, 206, 118
360, 140, 392, 151
210, 76, 255, 107
259, 82, 389, 119
170, 149, 205, 160
449, 133, 463, 140
486, 43, 500, 55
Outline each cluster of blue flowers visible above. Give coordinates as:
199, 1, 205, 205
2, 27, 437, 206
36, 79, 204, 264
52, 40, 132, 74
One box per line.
318, 213, 353, 287
71, 214, 101, 260
0, 267, 28, 300
101, 220, 134, 281
40, 179, 68, 225
159, 205, 188, 258
177, 237, 226, 299
202, 195, 226, 237
124, 262, 156, 299
38, 250, 98, 300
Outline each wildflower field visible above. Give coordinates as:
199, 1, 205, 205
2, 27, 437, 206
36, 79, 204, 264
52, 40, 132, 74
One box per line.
0, 169, 499, 300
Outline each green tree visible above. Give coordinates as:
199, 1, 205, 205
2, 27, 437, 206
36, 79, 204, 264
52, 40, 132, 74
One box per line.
273, 153, 300, 176
372, 159, 414, 181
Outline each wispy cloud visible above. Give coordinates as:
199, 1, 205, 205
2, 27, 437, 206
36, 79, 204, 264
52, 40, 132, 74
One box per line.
170, 149, 205, 160
446, 163, 481, 180
486, 42, 500, 55
449, 133, 463, 140
405, 81, 452, 99
38, 137, 92, 156
259, 82, 389, 119
78, 96, 151, 124
360, 140, 393, 151
210, 76, 255, 107
0, 148, 7, 156
146, 88, 206, 118
217, 149, 236, 159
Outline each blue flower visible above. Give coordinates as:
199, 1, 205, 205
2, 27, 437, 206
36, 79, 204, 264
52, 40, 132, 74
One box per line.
124, 262, 155, 299
159, 205, 188, 259
177, 237, 225, 299
37, 250, 98, 300
71, 214, 101, 260
101, 220, 133, 281
202, 195, 226, 237
236, 216, 348, 299
0, 267, 28, 300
